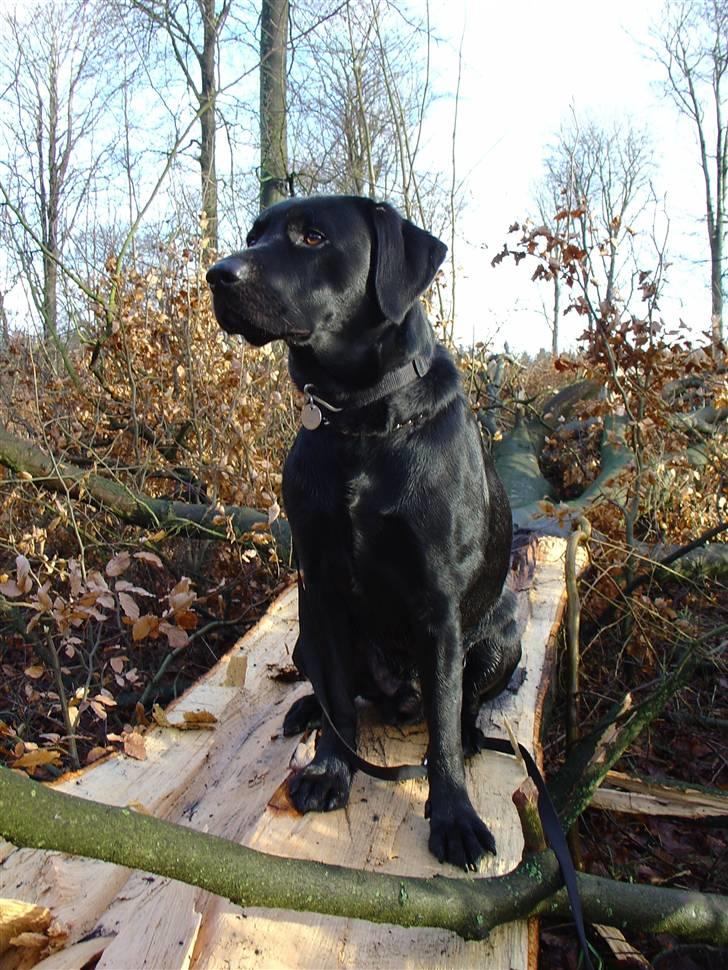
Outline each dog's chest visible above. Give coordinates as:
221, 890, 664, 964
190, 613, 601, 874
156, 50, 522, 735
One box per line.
283, 432, 427, 593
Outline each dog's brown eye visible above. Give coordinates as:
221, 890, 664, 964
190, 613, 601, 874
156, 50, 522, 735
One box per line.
303, 230, 325, 247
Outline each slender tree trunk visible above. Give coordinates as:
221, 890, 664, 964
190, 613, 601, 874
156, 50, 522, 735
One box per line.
199, 0, 218, 255
40, 45, 60, 341
552, 272, 560, 356
0, 291, 8, 343
260, 0, 289, 211
710, 229, 723, 349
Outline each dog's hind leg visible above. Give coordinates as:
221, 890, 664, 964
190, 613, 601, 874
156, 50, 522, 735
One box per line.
286, 621, 358, 813
461, 587, 523, 758
283, 693, 322, 736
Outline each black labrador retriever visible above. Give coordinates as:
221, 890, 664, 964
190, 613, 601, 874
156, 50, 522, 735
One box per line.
206, 195, 521, 870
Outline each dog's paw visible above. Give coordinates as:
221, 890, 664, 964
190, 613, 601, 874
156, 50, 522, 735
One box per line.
283, 693, 322, 736
288, 759, 352, 813
428, 801, 497, 870
461, 723, 488, 760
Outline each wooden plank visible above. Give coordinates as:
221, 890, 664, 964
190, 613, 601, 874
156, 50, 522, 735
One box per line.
0, 585, 300, 947
0, 540, 574, 970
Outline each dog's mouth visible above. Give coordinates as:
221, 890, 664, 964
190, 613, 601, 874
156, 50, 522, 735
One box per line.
209, 287, 311, 347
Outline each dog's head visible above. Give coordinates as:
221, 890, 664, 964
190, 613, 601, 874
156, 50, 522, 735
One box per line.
206, 196, 447, 349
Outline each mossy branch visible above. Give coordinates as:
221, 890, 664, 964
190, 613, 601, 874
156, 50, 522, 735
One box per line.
0, 427, 291, 562
1, 767, 727, 945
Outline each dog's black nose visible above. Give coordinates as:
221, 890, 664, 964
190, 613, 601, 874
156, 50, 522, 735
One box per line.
206, 256, 247, 288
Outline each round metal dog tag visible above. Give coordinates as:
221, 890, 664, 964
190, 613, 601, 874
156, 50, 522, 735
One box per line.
301, 401, 323, 430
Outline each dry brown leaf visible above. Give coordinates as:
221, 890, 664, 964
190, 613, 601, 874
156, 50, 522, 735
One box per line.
133, 551, 163, 568
12, 749, 62, 770
182, 710, 217, 726
123, 731, 147, 761
23, 666, 44, 680
85, 746, 109, 765
151, 704, 172, 728
152, 704, 216, 730
105, 551, 131, 577
132, 614, 159, 641
175, 609, 198, 631
118, 591, 140, 621
115, 580, 152, 596
160, 621, 188, 649
168, 577, 196, 615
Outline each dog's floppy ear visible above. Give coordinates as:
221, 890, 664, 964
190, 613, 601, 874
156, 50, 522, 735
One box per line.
371, 202, 448, 323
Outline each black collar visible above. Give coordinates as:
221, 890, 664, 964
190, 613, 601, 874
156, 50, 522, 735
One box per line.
297, 351, 433, 431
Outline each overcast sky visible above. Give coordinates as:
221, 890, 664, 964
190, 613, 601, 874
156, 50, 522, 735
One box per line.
421, 0, 711, 352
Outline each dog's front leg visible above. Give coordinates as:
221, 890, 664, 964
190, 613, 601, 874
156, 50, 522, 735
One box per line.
420, 610, 497, 870
288, 591, 357, 814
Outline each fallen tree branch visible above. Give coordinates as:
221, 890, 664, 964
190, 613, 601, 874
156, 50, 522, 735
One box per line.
1, 767, 726, 944
0, 427, 292, 562
625, 525, 728, 591
496, 415, 633, 531
550, 623, 728, 827
590, 770, 728, 819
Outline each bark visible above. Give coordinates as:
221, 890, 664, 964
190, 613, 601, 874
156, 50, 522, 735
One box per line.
1, 766, 727, 944
495, 415, 633, 532
492, 416, 555, 511
0, 427, 292, 562
551, 274, 560, 357
199, 0, 219, 253
260, 0, 289, 210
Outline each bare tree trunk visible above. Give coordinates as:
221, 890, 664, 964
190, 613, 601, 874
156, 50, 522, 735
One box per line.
39, 35, 61, 340
711, 230, 724, 348
199, 0, 218, 254
655, 0, 726, 354
260, 0, 289, 211
0, 291, 8, 343
551, 273, 560, 356
128, 0, 228, 254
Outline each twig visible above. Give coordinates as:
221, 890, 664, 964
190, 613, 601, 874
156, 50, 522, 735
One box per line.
565, 515, 591, 868
551, 622, 728, 827
45, 629, 81, 771
622, 520, 728, 597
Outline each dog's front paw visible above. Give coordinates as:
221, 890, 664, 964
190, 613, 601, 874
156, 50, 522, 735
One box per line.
288, 758, 353, 813
427, 799, 496, 870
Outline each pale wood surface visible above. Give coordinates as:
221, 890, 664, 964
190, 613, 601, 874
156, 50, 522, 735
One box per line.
591, 770, 728, 818
0, 537, 573, 970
